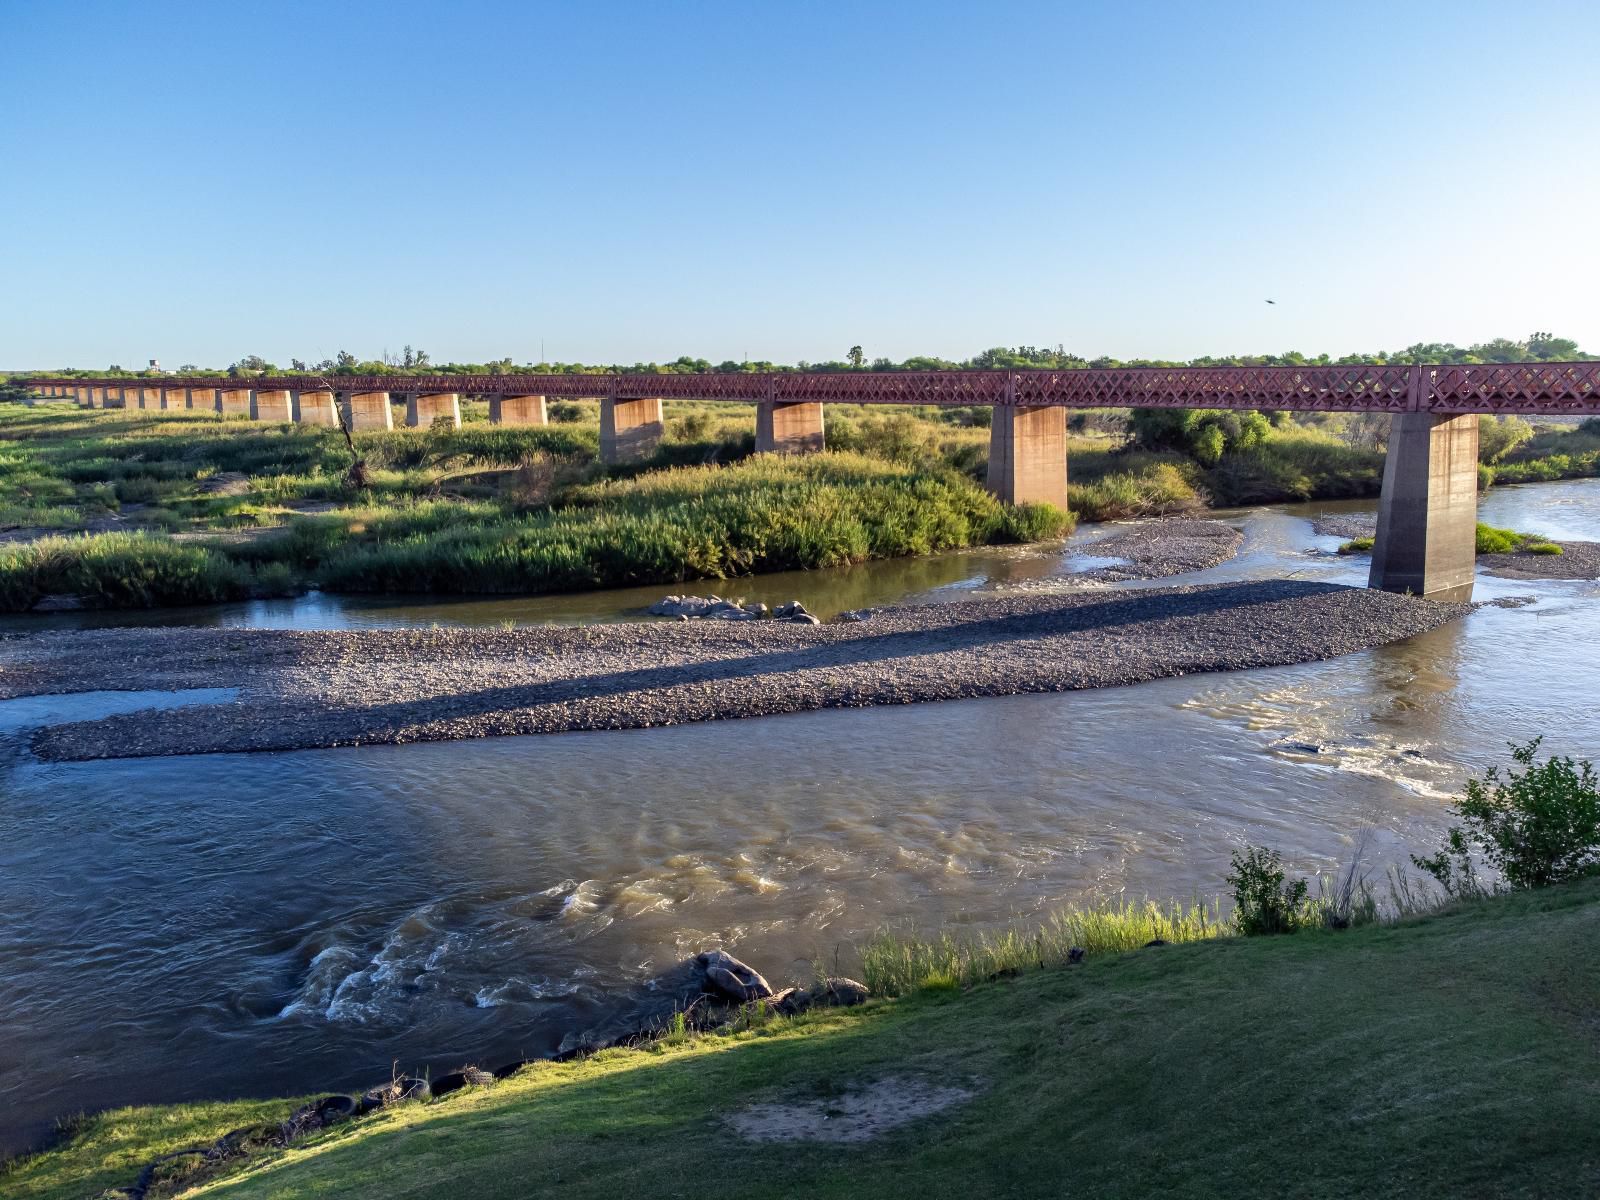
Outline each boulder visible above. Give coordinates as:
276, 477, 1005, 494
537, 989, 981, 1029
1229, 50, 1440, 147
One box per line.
357, 1075, 429, 1113
743, 602, 769, 617
821, 976, 869, 1006
773, 600, 807, 619
696, 949, 774, 1002
784, 613, 822, 625
31, 593, 85, 612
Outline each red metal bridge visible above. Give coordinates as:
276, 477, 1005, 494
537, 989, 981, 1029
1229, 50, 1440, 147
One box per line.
29, 360, 1600, 414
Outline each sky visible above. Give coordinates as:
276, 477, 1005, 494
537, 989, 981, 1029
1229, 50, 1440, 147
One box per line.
3, 0, 1598, 369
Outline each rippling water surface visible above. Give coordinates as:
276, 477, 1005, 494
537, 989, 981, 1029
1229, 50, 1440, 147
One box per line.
3, 481, 1599, 1151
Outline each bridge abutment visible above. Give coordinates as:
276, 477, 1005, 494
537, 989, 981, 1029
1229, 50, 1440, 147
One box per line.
986, 405, 1068, 509
601, 397, 664, 464
346, 391, 394, 431
756, 400, 825, 455
252, 389, 294, 422
490, 395, 548, 426
1368, 412, 1479, 602
407, 392, 461, 430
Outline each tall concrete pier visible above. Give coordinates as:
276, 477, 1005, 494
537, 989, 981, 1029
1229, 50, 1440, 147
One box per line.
295, 390, 340, 426
252, 389, 294, 422
346, 391, 393, 431
1368, 413, 1480, 601
601, 397, 664, 463
756, 400, 825, 455
986, 406, 1068, 509
219, 388, 252, 416
490, 395, 548, 426
407, 392, 461, 430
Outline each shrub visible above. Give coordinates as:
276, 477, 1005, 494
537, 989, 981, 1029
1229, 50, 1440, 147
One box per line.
1526, 541, 1564, 555
1413, 738, 1600, 894
0, 533, 252, 611
1338, 536, 1374, 554
1475, 522, 1520, 554
1226, 845, 1309, 936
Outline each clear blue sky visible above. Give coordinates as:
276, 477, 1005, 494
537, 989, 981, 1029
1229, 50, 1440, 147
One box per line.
4, 0, 1597, 369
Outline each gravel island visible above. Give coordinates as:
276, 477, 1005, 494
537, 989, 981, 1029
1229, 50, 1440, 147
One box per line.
2, 580, 1472, 761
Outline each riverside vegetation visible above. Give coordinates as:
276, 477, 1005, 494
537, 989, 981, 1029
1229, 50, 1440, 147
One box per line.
4, 378, 1600, 611
7, 739, 1600, 1199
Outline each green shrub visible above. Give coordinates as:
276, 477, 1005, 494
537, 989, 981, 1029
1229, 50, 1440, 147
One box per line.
1226, 845, 1309, 936
1069, 462, 1203, 521
1338, 536, 1375, 554
1475, 522, 1521, 554
1413, 738, 1600, 894
1526, 541, 1564, 555
0, 533, 251, 611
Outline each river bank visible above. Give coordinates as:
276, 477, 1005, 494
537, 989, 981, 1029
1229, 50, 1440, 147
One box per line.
4, 580, 1470, 761
9, 879, 1599, 1199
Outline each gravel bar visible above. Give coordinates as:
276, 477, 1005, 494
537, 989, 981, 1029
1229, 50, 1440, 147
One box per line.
2, 580, 1472, 762
1308, 512, 1600, 580
1067, 519, 1242, 581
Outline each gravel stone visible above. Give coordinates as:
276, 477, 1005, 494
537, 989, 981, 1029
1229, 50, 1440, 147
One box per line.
1, 580, 1473, 762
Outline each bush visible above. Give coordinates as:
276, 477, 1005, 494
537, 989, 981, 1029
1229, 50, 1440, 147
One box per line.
1413, 738, 1600, 894
1128, 408, 1271, 464
1338, 536, 1374, 554
0, 533, 252, 611
1526, 541, 1564, 555
1475, 522, 1520, 553
1226, 845, 1309, 936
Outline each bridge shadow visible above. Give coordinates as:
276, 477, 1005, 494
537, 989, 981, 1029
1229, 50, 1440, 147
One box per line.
297, 579, 1352, 737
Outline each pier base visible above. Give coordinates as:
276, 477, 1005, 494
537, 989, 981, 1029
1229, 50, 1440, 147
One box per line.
219, 388, 253, 416
252, 389, 293, 422
407, 392, 461, 430
1369, 412, 1479, 602
986, 405, 1068, 509
756, 401, 825, 455
346, 391, 394, 431
295, 390, 340, 426
161, 387, 187, 410
491, 395, 548, 426
601, 397, 664, 464
189, 388, 219, 412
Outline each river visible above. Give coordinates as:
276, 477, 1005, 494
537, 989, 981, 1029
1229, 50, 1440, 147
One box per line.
3, 480, 1599, 1153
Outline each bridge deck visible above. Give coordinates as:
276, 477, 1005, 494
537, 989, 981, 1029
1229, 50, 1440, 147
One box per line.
30, 361, 1600, 414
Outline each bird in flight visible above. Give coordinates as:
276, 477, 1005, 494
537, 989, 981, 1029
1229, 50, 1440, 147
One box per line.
1265, 299, 1277, 305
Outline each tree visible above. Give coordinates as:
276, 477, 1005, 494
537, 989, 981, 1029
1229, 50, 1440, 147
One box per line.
335, 350, 357, 369
290, 358, 307, 372
847, 345, 865, 369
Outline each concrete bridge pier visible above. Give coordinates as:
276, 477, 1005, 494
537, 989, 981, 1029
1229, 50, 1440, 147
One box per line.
189, 387, 220, 412
756, 400, 825, 455
346, 391, 394, 431
105, 386, 126, 408
407, 392, 461, 430
986, 405, 1068, 509
161, 386, 187, 410
601, 397, 664, 464
490, 395, 548, 426
295, 390, 340, 426
76, 386, 91, 406
1368, 412, 1479, 602
252, 389, 294, 422
219, 388, 253, 416
128, 386, 154, 410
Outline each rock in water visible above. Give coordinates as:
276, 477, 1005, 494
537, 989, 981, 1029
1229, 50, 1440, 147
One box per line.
697, 949, 774, 1002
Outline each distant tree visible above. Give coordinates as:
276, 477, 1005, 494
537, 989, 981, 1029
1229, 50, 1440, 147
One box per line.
1527, 332, 1582, 361
335, 350, 357, 369
176, 363, 198, 372
402, 345, 415, 369
414, 348, 430, 368
290, 358, 307, 371
847, 345, 865, 369
231, 355, 272, 374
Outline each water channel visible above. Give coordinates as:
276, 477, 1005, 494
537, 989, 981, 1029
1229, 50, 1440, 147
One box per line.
3, 480, 1599, 1152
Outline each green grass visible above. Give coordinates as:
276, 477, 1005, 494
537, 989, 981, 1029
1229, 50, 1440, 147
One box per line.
1338, 535, 1375, 554
9, 880, 1600, 1199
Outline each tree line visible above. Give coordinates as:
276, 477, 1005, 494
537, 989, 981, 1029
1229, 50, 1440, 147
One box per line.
23, 332, 1588, 381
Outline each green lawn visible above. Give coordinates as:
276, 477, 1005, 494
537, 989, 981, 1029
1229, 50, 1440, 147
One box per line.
10, 880, 1600, 1199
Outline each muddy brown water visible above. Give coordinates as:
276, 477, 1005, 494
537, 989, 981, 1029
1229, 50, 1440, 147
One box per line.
3, 481, 1599, 1153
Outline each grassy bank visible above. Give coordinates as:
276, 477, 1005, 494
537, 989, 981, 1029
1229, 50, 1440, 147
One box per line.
8, 879, 1599, 1199
0, 403, 1069, 610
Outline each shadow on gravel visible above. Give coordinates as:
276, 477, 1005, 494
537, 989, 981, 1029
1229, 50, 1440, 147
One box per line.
243, 580, 1355, 732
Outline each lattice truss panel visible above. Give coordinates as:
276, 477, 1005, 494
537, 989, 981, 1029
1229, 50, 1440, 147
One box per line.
1426, 363, 1600, 416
